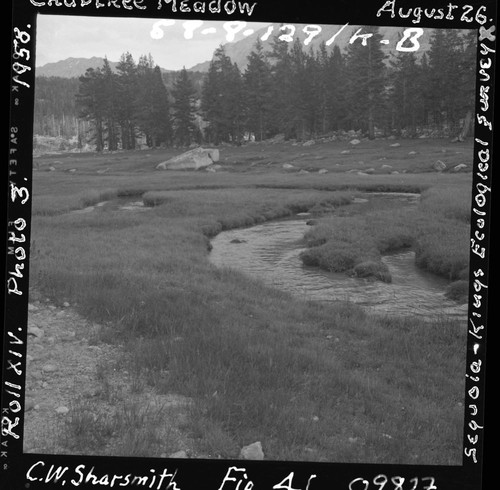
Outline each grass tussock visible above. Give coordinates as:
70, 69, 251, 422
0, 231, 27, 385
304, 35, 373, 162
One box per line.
80, 188, 118, 207
445, 280, 470, 303
300, 186, 471, 282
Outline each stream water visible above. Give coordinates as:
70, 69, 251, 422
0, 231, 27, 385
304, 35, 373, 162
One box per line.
208, 196, 468, 322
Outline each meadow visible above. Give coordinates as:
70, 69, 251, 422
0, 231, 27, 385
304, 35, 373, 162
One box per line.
28, 137, 472, 463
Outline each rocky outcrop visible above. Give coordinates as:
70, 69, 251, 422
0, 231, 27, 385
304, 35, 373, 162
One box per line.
157, 148, 220, 170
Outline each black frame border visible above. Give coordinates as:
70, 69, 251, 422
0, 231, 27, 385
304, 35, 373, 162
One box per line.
3, 0, 496, 489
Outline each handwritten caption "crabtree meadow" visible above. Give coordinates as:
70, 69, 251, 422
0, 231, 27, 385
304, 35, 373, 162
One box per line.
28, 0, 259, 16
151, 20, 425, 51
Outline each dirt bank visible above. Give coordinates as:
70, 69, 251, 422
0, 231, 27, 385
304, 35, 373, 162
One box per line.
24, 299, 195, 458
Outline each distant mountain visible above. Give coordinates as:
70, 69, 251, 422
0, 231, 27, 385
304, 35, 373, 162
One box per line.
35, 57, 120, 78
187, 24, 437, 72
36, 55, 202, 79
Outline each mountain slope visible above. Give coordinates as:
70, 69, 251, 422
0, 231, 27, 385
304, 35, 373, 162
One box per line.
35, 57, 120, 78
187, 23, 436, 72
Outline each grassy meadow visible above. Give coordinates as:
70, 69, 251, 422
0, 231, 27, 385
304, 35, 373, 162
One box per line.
28, 137, 472, 463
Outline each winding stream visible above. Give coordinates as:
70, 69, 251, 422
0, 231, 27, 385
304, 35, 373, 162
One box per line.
208, 196, 468, 322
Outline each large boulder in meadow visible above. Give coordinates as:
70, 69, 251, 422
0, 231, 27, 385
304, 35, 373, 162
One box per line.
433, 160, 446, 172
156, 148, 219, 170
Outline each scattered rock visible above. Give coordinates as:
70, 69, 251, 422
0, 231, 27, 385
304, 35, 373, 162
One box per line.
269, 134, 285, 144
169, 450, 188, 459
433, 160, 446, 172
391, 171, 400, 174
240, 441, 264, 460
230, 238, 246, 244
48, 166, 56, 172
206, 167, 216, 172
318, 169, 328, 174
350, 139, 361, 145
348, 437, 359, 443
408, 151, 417, 155
390, 143, 401, 147
55, 406, 69, 415
282, 163, 294, 169
298, 169, 309, 174
42, 364, 57, 373
312, 416, 319, 422
156, 148, 219, 170
341, 150, 350, 154
28, 303, 38, 311
453, 163, 467, 171
25, 399, 36, 412
364, 168, 375, 174
68, 169, 77, 173
28, 326, 44, 339
63, 302, 70, 307
302, 140, 316, 146
381, 164, 393, 169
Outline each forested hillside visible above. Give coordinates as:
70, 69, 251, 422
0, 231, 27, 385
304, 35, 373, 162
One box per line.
33, 27, 476, 154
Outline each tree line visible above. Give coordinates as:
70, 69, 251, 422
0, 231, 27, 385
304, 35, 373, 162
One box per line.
73, 26, 476, 151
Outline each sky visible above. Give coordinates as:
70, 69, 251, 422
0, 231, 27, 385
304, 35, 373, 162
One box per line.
35, 14, 271, 70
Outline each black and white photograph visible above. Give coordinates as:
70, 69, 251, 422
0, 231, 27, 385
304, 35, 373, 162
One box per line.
3, 1, 495, 489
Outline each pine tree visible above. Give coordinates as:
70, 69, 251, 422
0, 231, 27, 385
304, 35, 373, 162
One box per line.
134, 56, 172, 147
101, 57, 120, 150
456, 30, 476, 139
242, 39, 273, 141
266, 32, 294, 138
423, 29, 476, 135
76, 67, 106, 151
172, 67, 198, 147
345, 26, 387, 139
289, 40, 321, 139
389, 47, 421, 136
201, 46, 243, 144
116, 52, 138, 149
325, 45, 348, 132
